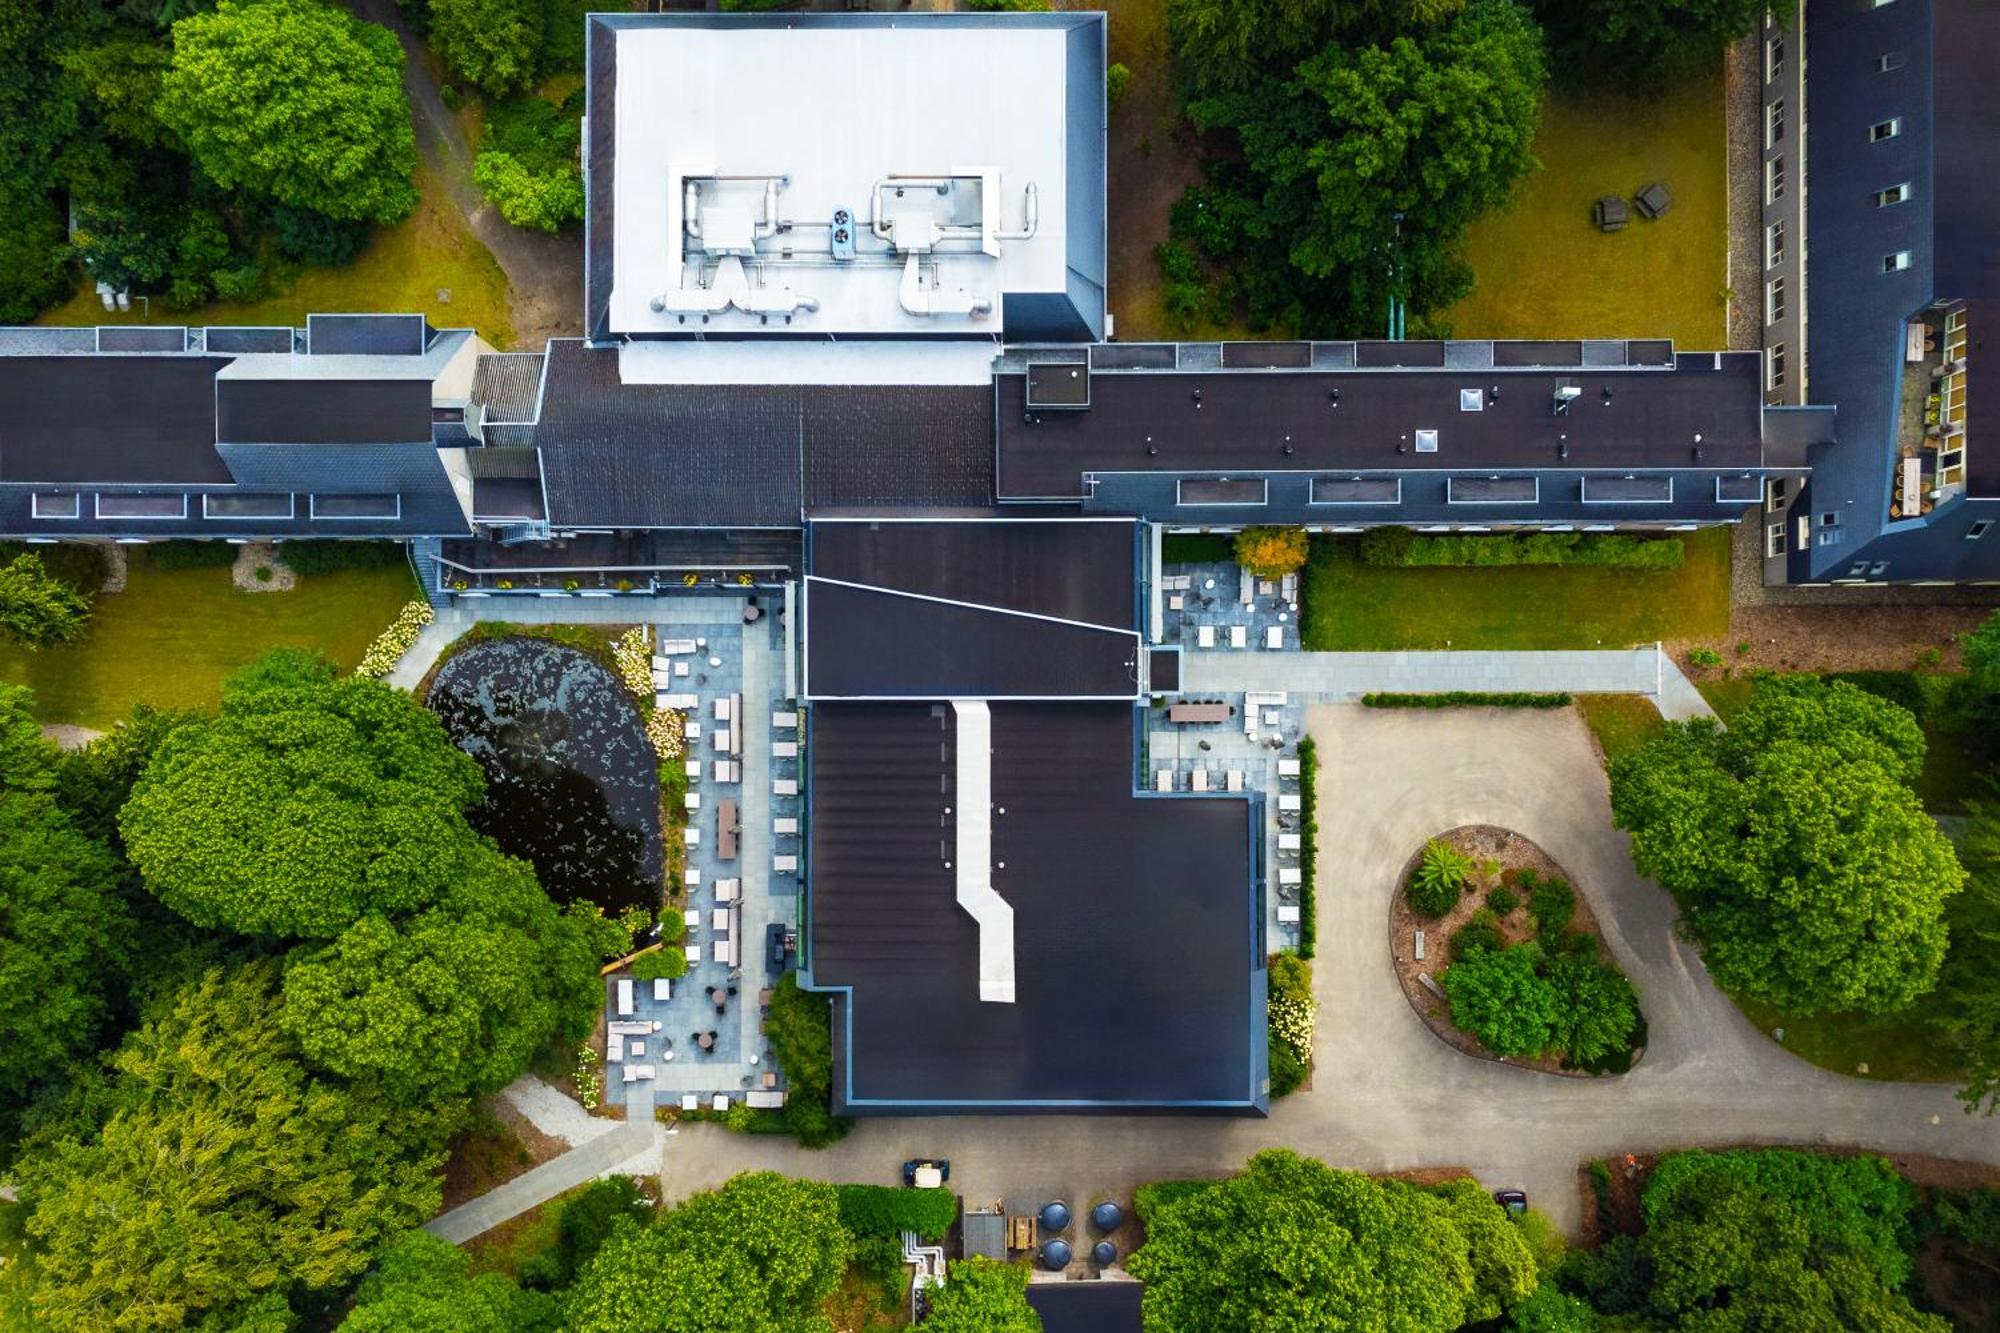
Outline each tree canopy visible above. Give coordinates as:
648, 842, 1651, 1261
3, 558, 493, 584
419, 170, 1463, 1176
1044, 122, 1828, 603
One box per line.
1610, 676, 1962, 1014
341, 1230, 556, 1333
1939, 800, 2000, 1113
0, 553, 92, 649
1126, 1150, 1535, 1331
1536, 0, 1777, 83
1166, 0, 1545, 335
562, 1172, 852, 1333
921, 1258, 1041, 1333
156, 0, 419, 225
121, 651, 489, 937
15, 962, 455, 1332
430, 0, 542, 96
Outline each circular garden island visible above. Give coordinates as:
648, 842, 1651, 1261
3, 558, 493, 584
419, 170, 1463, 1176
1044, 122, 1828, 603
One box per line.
1390, 826, 1645, 1075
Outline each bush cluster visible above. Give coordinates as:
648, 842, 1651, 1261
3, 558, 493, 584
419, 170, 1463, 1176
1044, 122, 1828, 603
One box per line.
1362, 692, 1571, 709
147, 540, 238, 571
1234, 526, 1309, 579
1408, 839, 1470, 918
1360, 527, 1683, 570
834, 1185, 957, 1241
1268, 951, 1314, 1098
1295, 736, 1318, 957
353, 600, 435, 680
278, 540, 407, 576
0, 542, 107, 596
764, 973, 852, 1149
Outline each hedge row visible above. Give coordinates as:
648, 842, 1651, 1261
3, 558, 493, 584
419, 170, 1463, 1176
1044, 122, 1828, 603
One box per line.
0, 542, 109, 595
1359, 527, 1683, 569
1362, 692, 1572, 709
277, 540, 408, 576
835, 1185, 956, 1241
1294, 735, 1318, 960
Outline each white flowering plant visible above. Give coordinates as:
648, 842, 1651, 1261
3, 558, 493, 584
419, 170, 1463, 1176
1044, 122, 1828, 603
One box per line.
611, 626, 652, 702
354, 600, 434, 680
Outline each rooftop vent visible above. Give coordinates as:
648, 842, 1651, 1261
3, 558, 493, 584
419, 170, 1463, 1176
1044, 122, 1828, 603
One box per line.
1414, 429, 1440, 453
1459, 388, 1484, 412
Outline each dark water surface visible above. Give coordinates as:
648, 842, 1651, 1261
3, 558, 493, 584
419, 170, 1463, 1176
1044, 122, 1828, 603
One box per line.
427, 637, 662, 915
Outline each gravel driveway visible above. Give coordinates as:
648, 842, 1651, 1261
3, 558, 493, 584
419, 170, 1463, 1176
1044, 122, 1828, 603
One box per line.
646, 705, 1996, 1234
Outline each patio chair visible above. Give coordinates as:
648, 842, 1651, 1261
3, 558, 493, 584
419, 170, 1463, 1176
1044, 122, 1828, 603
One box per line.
1592, 196, 1628, 233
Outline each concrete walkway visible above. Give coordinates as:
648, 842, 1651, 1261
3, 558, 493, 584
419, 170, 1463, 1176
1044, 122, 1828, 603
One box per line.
1182, 646, 1715, 720
426, 1087, 658, 1244
638, 704, 1989, 1235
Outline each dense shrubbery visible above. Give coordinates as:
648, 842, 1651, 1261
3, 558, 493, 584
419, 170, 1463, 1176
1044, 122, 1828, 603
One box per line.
1233, 526, 1308, 579
1268, 951, 1314, 1097
473, 91, 585, 233
834, 1185, 956, 1241
147, 539, 237, 571
1361, 527, 1684, 570
0, 543, 107, 597
354, 600, 436, 679
763, 973, 851, 1148
1408, 839, 1470, 918
279, 540, 409, 576
1295, 735, 1318, 957
1364, 692, 1572, 709
0, 554, 92, 649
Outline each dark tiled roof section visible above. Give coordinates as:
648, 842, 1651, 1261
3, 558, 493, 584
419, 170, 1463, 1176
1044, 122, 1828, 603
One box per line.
306, 313, 427, 356
800, 383, 992, 510
471, 352, 545, 423
808, 517, 1134, 627
803, 578, 1138, 698
217, 379, 434, 445
0, 355, 232, 484
585, 18, 617, 343
996, 355, 1764, 499
1935, 0, 1998, 492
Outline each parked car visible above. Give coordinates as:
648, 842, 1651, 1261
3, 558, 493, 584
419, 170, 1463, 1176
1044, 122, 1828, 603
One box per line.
904, 1159, 951, 1189
1493, 1189, 1528, 1216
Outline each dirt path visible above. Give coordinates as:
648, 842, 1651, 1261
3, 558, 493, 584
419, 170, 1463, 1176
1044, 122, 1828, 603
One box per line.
347, 0, 583, 348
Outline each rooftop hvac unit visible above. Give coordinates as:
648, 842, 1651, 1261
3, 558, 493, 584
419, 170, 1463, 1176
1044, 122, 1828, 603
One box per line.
830, 208, 856, 262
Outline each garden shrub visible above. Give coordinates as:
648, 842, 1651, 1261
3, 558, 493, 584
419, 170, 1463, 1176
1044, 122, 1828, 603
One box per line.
1106, 61, 1131, 107
538, 1176, 653, 1287
1529, 878, 1576, 936
1358, 528, 1683, 569
1233, 526, 1308, 579
353, 600, 435, 679
1547, 954, 1640, 1067
1686, 647, 1724, 668
1134, 1179, 1216, 1224
629, 947, 686, 983
1295, 736, 1318, 957
1267, 951, 1314, 1097
835, 1184, 956, 1241
1828, 670, 1928, 719
1449, 908, 1505, 962
1268, 1036, 1308, 1097
1442, 943, 1559, 1058
148, 539, 237, 570
279, 540, 407, 575
0, 542, 106, 595
1408, 839, 1470, 918
1487, 885, 1520, 917
765, 973, 852, 1148
1363, 692, 1571, 709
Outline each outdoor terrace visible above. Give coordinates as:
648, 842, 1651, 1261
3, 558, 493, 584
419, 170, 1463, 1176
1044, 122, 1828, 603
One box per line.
1891, 304, 1971, 522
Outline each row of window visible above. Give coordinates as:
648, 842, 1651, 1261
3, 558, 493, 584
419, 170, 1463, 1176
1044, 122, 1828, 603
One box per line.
1171, 477, 1763, 508
1761, 158, 1911, 211
1764, 31, 1904, 87
29, 492, 403, 522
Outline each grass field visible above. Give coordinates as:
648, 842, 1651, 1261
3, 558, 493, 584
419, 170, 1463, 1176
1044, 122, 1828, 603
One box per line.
1302, 529, 1730, 651
1734, 993, 1961, 1085
39, 165, 513, 347
1443, 71, 1728, 345
0, 550, 417, 728
1576, 695, 1667, 767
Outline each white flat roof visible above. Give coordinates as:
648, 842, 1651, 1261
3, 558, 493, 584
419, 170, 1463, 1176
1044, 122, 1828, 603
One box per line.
608, 23, 1071, 338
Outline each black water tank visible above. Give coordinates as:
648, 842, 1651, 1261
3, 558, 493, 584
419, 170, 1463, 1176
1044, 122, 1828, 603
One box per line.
1039, 1239, 1072, 1270
1039, 1201, 1071, 1232
1091, 1201, 1125, 1232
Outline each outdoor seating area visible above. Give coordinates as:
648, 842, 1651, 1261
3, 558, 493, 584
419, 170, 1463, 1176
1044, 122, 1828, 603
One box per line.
1594, 182, 1670, 232
1163, 559, 1299, 653
1892, 304, 1970, 519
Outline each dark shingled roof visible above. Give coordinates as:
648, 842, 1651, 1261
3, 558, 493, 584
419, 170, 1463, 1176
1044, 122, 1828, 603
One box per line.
808, 518, 1135, 628
996, 355, 1765, 499
808, 701, 1260, 1111
0, 355, 231, 484
216, 378, 434, 445
803, 578, 1139, 698
471, 353, 545, 423
534, 340, 992, 528
306, 313, 428, 356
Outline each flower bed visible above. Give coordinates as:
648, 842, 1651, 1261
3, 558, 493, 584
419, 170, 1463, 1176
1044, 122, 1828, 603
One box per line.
353, 600, 434, 680
1390, 825, 1644, 1075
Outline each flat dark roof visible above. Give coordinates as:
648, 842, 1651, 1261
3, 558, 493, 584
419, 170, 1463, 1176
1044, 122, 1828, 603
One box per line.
0, 355, 231, 484
996, 355, 1765, 499
1026, 1282, 1143, 1333
1935, 0, 1998, 493
808, 519, 1136, 628
808, 702, 1260, 1110
216, 378, 433, 445
306, 313, 428, 356
804, 579, 1138, 699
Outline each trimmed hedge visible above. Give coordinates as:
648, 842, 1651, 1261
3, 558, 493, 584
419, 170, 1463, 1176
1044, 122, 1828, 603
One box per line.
1161, 532, 1235, 564
835, 1185, 956, 1241
277, 540, 408, 576
147, 539, 238, 570
1294, 736, 1318, 959
1362, 692, 1571, 709
1360, 527, 1683, 570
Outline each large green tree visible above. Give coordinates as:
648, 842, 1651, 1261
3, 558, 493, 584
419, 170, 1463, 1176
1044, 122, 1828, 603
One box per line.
341, 1231, 556, 1333
921, 1258, 1041, 1333
1610, 677, 1962, 1014
1939, 801, 2000, 1113
156, 0, 419, 224
121, 651, 488, 937
1127, 1150, 1535, 1331
15, 962, 456, 1332
430, 0, 542, 96
0, 553, 92, 648
280, 850, 621, 1100
1168, 0, 1544, 335
1442, 943, 1560, 1058
562, 1172, 852, 1333
1537, 0, 1778, 82
1166, 0, 1468, 95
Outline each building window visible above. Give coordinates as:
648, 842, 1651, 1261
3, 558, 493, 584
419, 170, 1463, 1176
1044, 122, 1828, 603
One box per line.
1820, 511, 1840, 527
31, 493, 79, 520
1766, 522, 1786, 558
1871, 0, 1896, 8
1767, 478, 1789, 512
1876, 51, 1905, 73
1766, 99, 1785, 147
1968, 520, 1993, 541
1765, 33, 1784, 83
1883, 251, 1911, 273
1875, 182, 1911, 207
1768, 342, 1787, 388
1871, 117, 1901, 141
1765, 157, 1785, 203
1766, 220, 1785, 268
1870, 562, 1890, 577
1765, 278, 1786, 326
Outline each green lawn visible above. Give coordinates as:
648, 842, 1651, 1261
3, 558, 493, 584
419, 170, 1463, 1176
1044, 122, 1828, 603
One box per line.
1576, 694, 1667, 766
39, 166, 513, 347
0, 550, 417, 728
1733, 994, 1962, 1085
1443, 71, 1728, 346
1301, 529, 1730, 651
